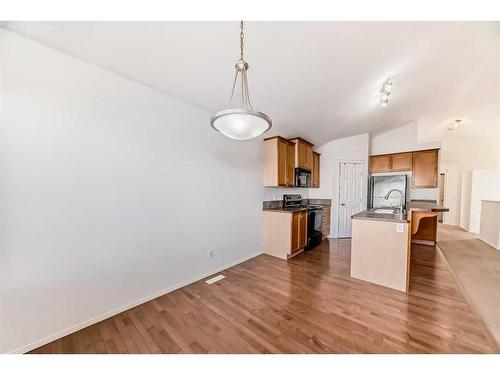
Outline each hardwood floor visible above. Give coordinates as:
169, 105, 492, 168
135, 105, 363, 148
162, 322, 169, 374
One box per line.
30, 237, 496, 353
438, 224, 500, 350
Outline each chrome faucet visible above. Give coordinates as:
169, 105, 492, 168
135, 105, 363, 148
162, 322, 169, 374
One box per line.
384, 189, 405, 213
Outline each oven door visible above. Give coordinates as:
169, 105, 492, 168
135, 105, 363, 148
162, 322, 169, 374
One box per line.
295, 168, 311, 187
306, 207, 323, 250
309, 208, 323, 236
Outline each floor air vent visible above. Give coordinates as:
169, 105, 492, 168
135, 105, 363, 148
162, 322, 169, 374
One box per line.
205, 275, 225, 284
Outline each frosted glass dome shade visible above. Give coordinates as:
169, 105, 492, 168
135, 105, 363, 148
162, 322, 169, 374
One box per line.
210, 109, 272, 141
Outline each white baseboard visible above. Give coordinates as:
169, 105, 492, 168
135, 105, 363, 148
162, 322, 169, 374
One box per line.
412, 239, 435, 246
8, 251, 262, 354
478, 237, 500, 250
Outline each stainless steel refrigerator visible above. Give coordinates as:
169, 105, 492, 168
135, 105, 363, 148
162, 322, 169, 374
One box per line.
369, 174, 409, 210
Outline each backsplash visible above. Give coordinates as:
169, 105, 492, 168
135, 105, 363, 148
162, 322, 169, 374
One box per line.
262, 187, 309, 202
262, 198, 332, 209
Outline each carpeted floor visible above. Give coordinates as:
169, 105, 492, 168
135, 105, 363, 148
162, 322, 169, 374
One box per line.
438, 224, 500, 350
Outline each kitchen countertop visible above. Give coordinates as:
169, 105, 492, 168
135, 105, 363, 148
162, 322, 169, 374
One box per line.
352, 210, 409, 223
352, 201, 449, 223
407, 202, 449, 212
263, 207, 308, 213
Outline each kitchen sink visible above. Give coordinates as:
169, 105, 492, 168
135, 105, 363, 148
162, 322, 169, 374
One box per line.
373, 208, 397, 214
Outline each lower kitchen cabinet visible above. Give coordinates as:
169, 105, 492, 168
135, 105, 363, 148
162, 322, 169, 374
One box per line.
263, 210, 308, 260
321, 205, 331, 238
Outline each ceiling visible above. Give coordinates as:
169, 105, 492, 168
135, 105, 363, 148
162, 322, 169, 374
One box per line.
3, 21, 499, 145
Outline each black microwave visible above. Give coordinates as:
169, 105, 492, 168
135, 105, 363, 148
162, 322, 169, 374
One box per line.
295, 168, 311, 187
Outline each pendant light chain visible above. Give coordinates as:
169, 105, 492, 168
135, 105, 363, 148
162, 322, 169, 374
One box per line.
226, 20, 253, 110
239, 21, 253, 110
240, 21, 244, 61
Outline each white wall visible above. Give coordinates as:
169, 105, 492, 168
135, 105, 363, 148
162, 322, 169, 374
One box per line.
469, 169, 500, 233
479, 200, 500, 250
309, 133, 369, 238
440, 162, 461, 225
370, 121, 441, 155
459, 170, 473, 230
440, 136, 500, 225
0, 29, 265, 353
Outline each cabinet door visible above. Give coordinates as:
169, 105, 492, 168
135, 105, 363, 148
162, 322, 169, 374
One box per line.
277, 139, 287, 186
296, 141, 308, 169
306, 145, 313, 170
412, 150, 438, 188
311, 152, 320, 188
390, 152, 412, 171
370, 155, 391, 173
298, 211, 308, 249
286, 142, 295, 187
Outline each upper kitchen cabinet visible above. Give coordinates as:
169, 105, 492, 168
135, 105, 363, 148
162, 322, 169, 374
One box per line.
311, 151, 320, 188
390, 152, 412, 171
369, 149, 439, 188
412, 149, 439, 188
369, 154, 391, 173
263, 136, 296, 187
286, 142, 295, 186
289, 137, 314, 171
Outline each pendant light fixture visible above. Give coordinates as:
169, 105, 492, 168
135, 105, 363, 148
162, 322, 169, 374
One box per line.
210, 21, 272, 140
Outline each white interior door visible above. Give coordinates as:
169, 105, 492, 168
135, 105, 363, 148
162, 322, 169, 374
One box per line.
338, 162, 363, 238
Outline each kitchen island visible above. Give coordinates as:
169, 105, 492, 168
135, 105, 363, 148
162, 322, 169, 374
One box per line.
350, 203, 448, 292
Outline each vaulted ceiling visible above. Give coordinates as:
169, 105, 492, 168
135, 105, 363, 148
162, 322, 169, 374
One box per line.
3, 21, 499, 145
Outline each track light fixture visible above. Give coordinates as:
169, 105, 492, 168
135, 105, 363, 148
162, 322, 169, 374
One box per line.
380, 77, 392, 107
448, 119, 462, 131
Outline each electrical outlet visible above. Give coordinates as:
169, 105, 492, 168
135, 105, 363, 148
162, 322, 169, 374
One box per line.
207, 250, 214, 259
396, 223, 404, 233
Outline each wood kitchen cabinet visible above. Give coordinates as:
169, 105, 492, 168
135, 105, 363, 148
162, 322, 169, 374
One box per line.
311, 151, 320, 188
390, 152, 412, 171
369, 154, 391, 173
291, 210, 308, 252
263, 136, 295, 187
289, 137, 314, 171
263, 210, 308, 260
369, 149, 438, 186
286, 142, 295, 187
412, 149, 439, 188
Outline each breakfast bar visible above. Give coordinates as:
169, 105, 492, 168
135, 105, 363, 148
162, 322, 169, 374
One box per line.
350, 203, 449, 292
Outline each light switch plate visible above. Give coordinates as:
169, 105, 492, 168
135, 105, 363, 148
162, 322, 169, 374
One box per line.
396, 223, 404, 233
